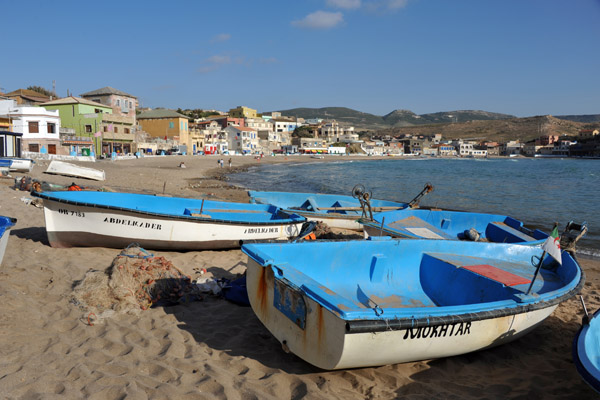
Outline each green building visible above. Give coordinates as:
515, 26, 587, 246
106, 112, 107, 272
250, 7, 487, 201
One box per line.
41, 96, 114, 156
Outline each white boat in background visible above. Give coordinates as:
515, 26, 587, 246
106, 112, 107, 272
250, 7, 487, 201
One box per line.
0, 216, 16, 266
0, 157, 34, 172
45, 160, 105, 181
31, 190, 307, 250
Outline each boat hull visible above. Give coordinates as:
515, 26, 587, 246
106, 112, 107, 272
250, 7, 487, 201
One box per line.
573, 309, 600, 393
0, 217, 16, 266
248, 190, 407, 231
40, 197, 305, 250
247, 258, 557, 370
45, 160, 105, 181
243, 239, 583, 370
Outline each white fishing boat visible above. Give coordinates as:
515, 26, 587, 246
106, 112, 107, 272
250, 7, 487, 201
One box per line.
0, 157, 35, 172
45, 160, 105, 181
0, 216, 17, 266
242, 238, 583, 370
31, 190, 307, 250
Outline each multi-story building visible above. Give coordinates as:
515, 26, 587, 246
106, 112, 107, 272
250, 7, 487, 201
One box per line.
272, 118, 299, 134
224, 126, 260, 154
41, 96, 133, 156
137, 109, 191, 152
228, 106, 257, 119
7, 104, 62, 155
80, 86, 138, 121
319, 121, 358, 143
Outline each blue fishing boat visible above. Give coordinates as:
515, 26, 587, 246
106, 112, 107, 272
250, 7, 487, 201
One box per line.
31, 191, 307, 250
573, 303, 600, 393
360, 208, 550, 244
242, 238, 583, 369
0, 216, 17, 266
248, 189, 408, 230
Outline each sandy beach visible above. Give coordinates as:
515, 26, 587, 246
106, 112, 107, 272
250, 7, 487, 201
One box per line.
0, 154, 598, 399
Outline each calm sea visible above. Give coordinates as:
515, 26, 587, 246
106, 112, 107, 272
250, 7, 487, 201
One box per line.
229, 157, 600, 258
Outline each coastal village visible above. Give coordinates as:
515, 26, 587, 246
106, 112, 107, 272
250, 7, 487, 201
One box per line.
1, 86, 599, 160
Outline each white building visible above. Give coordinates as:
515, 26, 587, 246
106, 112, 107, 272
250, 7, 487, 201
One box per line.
272, 118, 299, 134
320, 121, 359, 143
6, 103, 62, 154
224, 126, 260, 154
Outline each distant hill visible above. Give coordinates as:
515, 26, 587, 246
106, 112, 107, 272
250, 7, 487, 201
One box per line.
272, 107, 514, 130
555, 114, 600, 123
273, 107, 388, 129
377, 115, 590, 143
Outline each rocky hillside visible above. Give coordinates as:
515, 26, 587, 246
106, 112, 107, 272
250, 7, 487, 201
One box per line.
273, 107, 513, 130
377, 115, 593, 143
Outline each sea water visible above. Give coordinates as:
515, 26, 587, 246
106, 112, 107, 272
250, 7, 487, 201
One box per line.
229, 157, 600, 258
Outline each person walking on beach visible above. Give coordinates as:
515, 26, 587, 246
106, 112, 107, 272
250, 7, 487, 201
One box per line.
228, 158, 232, 168
220, 158, 224, 168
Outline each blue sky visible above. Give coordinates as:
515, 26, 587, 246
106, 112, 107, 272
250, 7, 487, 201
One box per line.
2, 0, 599, 117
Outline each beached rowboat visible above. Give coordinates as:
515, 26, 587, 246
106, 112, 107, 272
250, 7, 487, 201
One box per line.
248, 190, 407, 230
0, 216, 17, 266
45, 160, 105, 181
242, 238, 583, 369
32, 191, 306, 250
0, 157, 34, 172
360, 208, 549, 244
573, 305, 600, 393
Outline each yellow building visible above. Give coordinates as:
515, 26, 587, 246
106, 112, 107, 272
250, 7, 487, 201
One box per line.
228, 106, 257, 119
137, 109, 191, 150
0, 116, 11, 131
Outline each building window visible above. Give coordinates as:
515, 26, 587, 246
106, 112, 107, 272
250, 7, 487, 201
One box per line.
116, 99, 120, 106
47, 123, 56, 134
104, 126, 108, 132
93, 98, 101, 104
169, 122, 174, 129
28, 121, 39, 133
114, 127, 119, 133
124, 128, 130, 134
29, 143, 39, 152
85, 125, 92, 133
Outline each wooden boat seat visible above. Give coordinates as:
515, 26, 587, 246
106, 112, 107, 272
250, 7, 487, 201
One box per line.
486, 221, 535, 243
387, 216, 454, 240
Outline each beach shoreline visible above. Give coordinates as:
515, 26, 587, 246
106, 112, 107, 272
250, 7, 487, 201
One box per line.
0, 154, 598, 398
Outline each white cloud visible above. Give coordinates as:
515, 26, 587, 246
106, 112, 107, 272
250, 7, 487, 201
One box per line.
211, 33, 231, 43
207, 55, 231, 65
326, 0, 361, 9
292, 11, 344, 29
365, 0, 408, 12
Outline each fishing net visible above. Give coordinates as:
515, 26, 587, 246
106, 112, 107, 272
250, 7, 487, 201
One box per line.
71, 244, 202, 324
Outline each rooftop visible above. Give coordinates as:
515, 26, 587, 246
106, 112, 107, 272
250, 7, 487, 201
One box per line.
137, 109, 190, 119
80, 86, 137, 98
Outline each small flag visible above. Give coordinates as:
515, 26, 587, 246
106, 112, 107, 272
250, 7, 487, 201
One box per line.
542, 225, 562, 264
94, 131, 102, 137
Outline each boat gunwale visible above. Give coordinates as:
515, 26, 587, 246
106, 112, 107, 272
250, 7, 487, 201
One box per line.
242, 240, 585, 334
32, 192, 306, 226
345, 270, 584, 333
573, 307, 600, 393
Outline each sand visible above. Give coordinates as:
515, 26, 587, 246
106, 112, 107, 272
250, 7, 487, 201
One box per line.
0, 154, 598, 399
